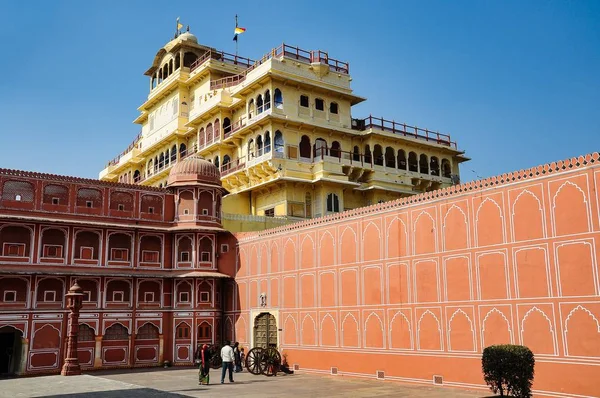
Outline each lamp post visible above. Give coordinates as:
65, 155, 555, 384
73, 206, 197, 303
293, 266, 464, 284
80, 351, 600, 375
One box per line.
61, 280, 84, 376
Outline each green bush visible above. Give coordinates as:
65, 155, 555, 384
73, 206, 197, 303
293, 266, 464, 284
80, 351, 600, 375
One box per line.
482, 345, 535, 397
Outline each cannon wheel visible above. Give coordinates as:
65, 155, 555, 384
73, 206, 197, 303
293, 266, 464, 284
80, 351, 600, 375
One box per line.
260, 347, 281, 377
245, 347, 264, 375
209, 346, 222, 369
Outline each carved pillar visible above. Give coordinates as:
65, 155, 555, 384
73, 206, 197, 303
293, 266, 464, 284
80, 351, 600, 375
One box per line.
18, 338, 29, 374
94, 336, 103, 367
61, 281, 84, 376
158, 334, 164, 364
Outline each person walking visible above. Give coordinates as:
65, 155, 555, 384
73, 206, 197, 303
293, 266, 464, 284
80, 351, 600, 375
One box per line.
199, 343, 212, 385
220, 341, 235, 384
233, 342, 242, 372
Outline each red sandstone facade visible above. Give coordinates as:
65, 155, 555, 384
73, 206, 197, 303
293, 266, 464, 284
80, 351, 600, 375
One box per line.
235, 153, 600, 398
0, 157, 238, 375
2, 152, 600, 397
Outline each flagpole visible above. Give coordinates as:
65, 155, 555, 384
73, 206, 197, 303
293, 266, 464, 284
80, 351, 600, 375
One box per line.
235, 14, 239, 57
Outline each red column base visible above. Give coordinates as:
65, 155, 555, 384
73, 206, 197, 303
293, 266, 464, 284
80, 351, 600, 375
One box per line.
61, 359, 82, 376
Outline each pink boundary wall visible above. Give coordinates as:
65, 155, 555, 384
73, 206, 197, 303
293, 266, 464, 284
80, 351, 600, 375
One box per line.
234, 152, 600, 397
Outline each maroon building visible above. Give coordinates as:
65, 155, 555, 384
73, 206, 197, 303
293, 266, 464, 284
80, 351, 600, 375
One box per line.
0, 156, 238, 375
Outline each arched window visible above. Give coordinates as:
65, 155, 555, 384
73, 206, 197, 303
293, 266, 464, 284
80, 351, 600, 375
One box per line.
330, 102, 339, 114
300, 95, 309, 108
385, 147, 395, 168
299, 135, 311, 159
315, 98, 325, 111
364, 145, 372, 164
179, 143, 187, 158
408, 152, 418, 172
159, 153, 165, 169
43, 184, 68, 205
274, 131, 284, 153
223, 118, 231, 134
176, 323, 191, 339
314, 138, 327, 158
373, 145, 383, 166
326, 193, 340, 213
247, 139, 255, 158
248, 99, 255, 119
198, 322, 212, 341
331, 141, 341, 158
198, 128, 205, 147
352, 146, 360, 162
264, 90, 271, 111
104, 323, 128, 341
214, 156, 220, 169
264, 131, 271, 153
133, 170, 141, 183
222, 155, 231, 170
136, 323, 159, 340
214, 118, 220, 138
171, 145, 177, 162
442, 158, 452, 178
206, 123, 214, 143
274, 89, 283, 109
78, 324, 95, 342
154, 156, 159, 172
183, 52, 198, 67
397, 149, 407, 170
147, 160, 153, 175
256, 94, 264, 114
430, 156, 440, 176
256, 135, 264, 156
165, 149, 170, 165
419, 154, 429, 174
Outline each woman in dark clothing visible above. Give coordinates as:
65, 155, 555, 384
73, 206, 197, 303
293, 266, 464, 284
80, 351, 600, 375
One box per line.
199, 344, 212, 385
233, 342, 242, 372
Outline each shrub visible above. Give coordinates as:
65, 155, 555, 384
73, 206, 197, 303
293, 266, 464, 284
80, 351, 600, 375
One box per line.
482, 345, 535, 397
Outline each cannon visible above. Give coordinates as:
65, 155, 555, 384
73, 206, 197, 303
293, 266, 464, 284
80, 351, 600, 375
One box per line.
244, 346, 281, 376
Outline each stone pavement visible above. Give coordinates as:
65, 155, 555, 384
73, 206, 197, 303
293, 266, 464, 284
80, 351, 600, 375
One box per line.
0, 367, 487, 397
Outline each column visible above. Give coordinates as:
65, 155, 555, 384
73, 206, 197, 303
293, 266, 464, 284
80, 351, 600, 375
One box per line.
158, 334, 164, 364
94, 336, 103, 367
18, 338, 29, 375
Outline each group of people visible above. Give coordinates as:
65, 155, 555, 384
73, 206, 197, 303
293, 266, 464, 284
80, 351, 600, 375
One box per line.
195, 341, 245, 385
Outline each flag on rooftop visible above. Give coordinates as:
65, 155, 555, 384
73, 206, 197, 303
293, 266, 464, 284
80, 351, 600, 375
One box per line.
233, 26, 246, 41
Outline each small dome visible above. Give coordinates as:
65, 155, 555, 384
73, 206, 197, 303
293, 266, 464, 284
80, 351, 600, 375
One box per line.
167, 155, 221, 187
178, 32, 198, 43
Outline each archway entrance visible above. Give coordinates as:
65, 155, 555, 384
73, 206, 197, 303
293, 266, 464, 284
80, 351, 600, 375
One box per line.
253, 313, 277, 349
0, 326, 22, 376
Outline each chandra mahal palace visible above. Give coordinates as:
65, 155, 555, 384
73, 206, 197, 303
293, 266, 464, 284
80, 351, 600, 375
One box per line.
98, 28, 468, 232
2, 26, 598, 398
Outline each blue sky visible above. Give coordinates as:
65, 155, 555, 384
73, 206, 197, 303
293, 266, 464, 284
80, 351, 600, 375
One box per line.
0, 1, 598, 181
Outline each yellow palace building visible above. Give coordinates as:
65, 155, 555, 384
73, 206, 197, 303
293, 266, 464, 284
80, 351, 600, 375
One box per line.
99, 27, 469, 231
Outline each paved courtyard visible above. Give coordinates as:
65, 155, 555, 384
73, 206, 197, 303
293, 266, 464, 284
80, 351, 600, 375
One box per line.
0, 367, 486, 397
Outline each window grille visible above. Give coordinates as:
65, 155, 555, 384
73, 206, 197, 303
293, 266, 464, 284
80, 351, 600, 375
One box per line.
2, 180, 34, 202
104, 323, 128, 340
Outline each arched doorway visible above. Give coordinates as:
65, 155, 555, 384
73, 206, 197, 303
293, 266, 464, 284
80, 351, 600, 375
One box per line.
253, 313, 277, 349
0, 326, 22, 376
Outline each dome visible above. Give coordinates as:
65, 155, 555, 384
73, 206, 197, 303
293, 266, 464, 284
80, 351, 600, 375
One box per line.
178, 31, 198, 44
167, 155, 221, 187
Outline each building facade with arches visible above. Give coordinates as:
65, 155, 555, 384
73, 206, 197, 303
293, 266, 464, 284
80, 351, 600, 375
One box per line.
0, 156, 239, 375
99, 29, 469, 232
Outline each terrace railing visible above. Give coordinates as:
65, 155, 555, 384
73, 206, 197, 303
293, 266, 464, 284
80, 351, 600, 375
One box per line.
352, 116, 457, 148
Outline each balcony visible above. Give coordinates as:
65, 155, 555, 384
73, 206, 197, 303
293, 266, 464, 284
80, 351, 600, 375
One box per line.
209, 43, 350, 91
139, 148, 197, 183
189, 50, 254, 73
352, 116, 457, 149
223, 104, 277, 140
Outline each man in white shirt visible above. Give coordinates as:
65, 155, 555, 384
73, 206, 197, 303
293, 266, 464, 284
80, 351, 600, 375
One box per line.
220, 341, 235, 384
